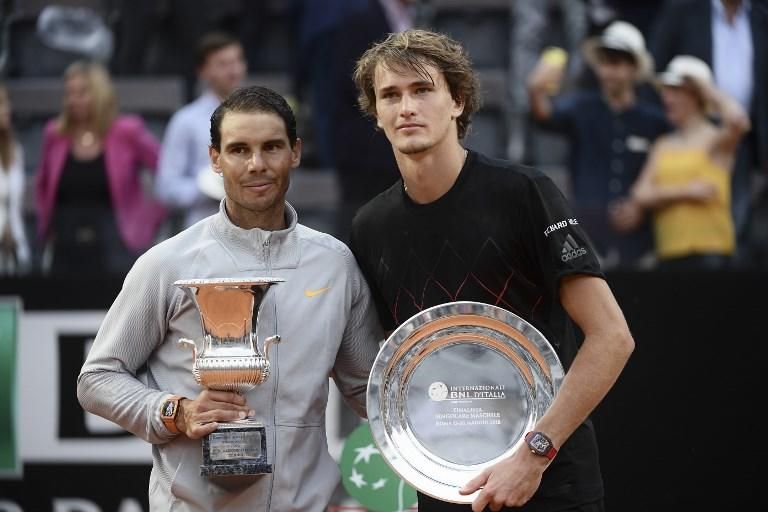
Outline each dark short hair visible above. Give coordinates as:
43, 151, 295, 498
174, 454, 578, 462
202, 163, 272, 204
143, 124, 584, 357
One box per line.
353, 29, 481, 140
196, 31, 241, 68
596, 47, 637, 67
210, 85, 297, 150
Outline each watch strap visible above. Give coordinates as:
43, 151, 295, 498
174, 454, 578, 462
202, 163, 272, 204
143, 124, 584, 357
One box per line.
160, 395, 183, 434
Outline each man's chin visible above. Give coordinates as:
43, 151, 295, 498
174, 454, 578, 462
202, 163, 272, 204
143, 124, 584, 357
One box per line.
397, 141, 433, 155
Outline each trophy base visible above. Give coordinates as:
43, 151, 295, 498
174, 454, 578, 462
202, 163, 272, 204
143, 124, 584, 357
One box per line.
200, 420, 272, 477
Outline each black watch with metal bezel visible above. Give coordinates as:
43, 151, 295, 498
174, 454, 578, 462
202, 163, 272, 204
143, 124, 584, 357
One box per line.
525, 431, 557, 461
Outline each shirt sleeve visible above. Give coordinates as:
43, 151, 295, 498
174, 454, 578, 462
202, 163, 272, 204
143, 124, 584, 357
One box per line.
330, 248, 385, 418
154, 111, 200, 208
520, 169, 604, 294
77, 250, 179, 444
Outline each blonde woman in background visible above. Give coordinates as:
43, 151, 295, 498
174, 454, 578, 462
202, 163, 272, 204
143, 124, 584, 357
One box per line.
630, 56, 750, 270
0, 84, 31, 274
35, 60, 166, 276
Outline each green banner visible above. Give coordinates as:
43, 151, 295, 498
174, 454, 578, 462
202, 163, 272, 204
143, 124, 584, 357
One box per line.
339, 422, 417, 512
0, 298, 20, 476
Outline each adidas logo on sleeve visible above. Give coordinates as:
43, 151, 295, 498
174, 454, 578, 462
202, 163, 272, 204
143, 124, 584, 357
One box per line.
561, 234, 588, 262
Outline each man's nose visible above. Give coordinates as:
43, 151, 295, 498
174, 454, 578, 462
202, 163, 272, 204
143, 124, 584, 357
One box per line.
247, 151, 266, 171
399, 93, 416, 116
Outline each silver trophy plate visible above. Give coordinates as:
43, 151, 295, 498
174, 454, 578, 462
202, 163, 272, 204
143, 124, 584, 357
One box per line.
367, 301, 564, 503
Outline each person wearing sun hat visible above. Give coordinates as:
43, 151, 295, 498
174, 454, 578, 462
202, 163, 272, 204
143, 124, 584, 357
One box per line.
649, 0, 768, 267
581, 20, 655, 82
528, 20, 670, 270
629, 55, 751, 270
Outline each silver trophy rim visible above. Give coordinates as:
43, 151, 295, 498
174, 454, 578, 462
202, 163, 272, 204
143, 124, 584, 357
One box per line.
173, 277, 285, 287
366, 301, 564, 504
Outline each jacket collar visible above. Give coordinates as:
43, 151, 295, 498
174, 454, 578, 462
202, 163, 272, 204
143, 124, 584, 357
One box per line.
210, 199, 301, 270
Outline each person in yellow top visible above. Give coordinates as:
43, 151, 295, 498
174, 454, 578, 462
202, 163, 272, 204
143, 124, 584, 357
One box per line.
630, 55, 750, 270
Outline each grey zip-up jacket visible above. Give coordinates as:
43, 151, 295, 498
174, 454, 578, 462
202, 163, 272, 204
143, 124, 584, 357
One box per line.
77, 201, 383, 511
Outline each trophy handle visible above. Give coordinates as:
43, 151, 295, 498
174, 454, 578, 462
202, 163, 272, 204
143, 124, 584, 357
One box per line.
262, 335, 281, 361
178, 338, 198, 361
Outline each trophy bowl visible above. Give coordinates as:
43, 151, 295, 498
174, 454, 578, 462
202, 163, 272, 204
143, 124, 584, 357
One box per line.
367, 301, 564, 503
174, 277, 284, 477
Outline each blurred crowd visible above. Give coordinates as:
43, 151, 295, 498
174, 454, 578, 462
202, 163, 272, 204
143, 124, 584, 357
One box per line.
0, 0, 766, 277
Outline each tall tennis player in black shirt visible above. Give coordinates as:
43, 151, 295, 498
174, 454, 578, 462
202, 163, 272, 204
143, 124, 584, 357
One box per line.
349, 29, 635, 512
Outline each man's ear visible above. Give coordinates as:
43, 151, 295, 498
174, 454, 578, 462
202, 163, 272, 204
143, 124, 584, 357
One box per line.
209, 146, 221, 173
291, 138, 303, 168
451, 96, 465, 120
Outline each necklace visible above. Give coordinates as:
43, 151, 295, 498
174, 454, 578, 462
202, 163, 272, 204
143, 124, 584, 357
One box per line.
404, 148, 468, 192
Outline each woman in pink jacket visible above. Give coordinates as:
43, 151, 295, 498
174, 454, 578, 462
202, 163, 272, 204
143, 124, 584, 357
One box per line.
35, 60, 166, 275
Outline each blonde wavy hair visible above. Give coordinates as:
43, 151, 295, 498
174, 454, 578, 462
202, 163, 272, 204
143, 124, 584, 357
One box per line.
353, 29, 481, 140
56, 60, 117, 137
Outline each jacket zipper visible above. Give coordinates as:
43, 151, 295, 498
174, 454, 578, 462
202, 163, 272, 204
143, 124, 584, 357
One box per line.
264, 236, 278, 512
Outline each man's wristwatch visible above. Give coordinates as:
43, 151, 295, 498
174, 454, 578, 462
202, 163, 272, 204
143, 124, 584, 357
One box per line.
525, 431, 557, 461
160, 395, 183, 434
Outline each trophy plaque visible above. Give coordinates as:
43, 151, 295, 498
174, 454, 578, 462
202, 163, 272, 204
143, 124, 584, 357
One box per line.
367, 301, 564, 503
174, 277, 283, 477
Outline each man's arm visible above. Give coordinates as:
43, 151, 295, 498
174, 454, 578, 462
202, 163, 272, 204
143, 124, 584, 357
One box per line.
154, 112, 200, 208
76, 254, 179, 444
330, 250, 385, 418
461, 275, 634, 511
534, 275, 634, 448
526, 49, 568, 123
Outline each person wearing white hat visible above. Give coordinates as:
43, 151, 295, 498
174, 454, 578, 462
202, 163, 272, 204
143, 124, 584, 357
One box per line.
528, 20, 670, 270
629, 55, 750, 270
650, 0, 768, 266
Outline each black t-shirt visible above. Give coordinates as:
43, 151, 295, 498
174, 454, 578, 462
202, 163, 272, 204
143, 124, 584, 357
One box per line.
350, 150, 605, 508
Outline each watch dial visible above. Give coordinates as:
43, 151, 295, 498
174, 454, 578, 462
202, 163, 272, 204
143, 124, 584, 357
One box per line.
531, 434, 549, 452
162, 401, 176, 416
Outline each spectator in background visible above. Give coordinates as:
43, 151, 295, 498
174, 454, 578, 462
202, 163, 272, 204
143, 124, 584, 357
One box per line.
650, 0, 768, 266
630, 56, 750, 271
0, 84, 30, 274
528, 20, 669, 269
154, 32, 246, 230
330, 0, 415, 242
291, 0, 368, 169
508, 0, 589, 163
34, 60, 166, 276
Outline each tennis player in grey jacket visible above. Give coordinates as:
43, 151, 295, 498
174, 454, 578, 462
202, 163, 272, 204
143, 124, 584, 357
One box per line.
77, 86, 384, 511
